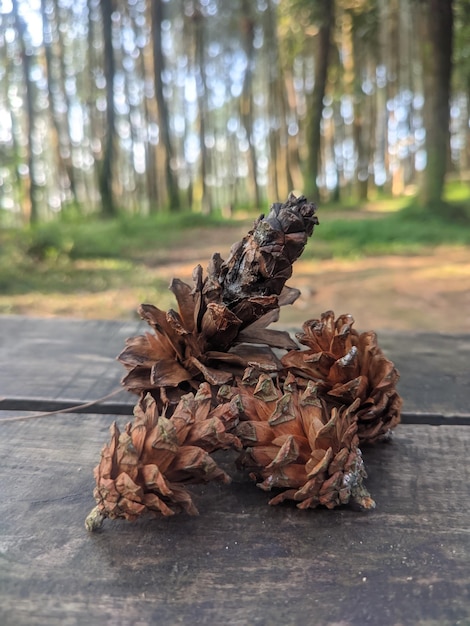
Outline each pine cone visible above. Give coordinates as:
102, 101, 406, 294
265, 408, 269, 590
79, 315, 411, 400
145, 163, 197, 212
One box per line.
86, 196, 406, 528
281, 311, 402, 443
85, 384, 242, 530
235, 371, 375, 510
209, 192, 318, 306
118, 194, 318, 411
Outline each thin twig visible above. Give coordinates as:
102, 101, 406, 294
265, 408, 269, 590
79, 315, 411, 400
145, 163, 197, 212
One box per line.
0, 387, 125, 423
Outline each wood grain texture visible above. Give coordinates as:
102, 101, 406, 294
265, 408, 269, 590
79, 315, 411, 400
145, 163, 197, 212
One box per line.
0, 316, 137, 406
378, 331, 470, 417
0, 412, 469, 626
1, 317, 469, 623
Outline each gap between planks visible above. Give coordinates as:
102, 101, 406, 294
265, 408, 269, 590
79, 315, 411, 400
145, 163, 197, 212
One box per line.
1, 397, 470, 426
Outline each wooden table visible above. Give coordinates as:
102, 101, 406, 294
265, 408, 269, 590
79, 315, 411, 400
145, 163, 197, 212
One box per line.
1, 316, 469, 626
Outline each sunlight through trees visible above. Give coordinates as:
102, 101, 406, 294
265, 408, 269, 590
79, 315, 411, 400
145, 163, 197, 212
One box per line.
0, 0, 464, 224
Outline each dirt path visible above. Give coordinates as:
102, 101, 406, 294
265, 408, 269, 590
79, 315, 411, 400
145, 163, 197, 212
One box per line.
284, 248, 470, 331
3, 222, 470, 332
149, 235, 470, 332
135, 223, 470, 332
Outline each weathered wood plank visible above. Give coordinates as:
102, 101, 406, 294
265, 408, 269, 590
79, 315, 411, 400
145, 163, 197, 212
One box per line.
0, 316, 137, 407
0, 414, 469, 626
1, 316, 470, 418
379, 331, 470, 418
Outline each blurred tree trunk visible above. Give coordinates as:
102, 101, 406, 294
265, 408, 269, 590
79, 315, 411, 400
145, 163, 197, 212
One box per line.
1, 31, 22, 222
305, 0, 335, 200
388, 0, 401, 195
41, 0, 78, 208
151, 0, 180, 211
351, 5, 378, 201
264, 0, 280, 200
264, 0, 293, 201
193, 6, 212, 214
417, 0, 454, 210
239, 0, 261, 209
99, 0, 117, 217
282, 67, 304, 193
140, 26, 159, 212
11, 0, 39, 223
122, 49, 139, 214
86, 0, 100, 211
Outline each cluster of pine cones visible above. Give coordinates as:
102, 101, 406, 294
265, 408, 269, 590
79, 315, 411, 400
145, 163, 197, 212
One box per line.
85, 194, 401, 531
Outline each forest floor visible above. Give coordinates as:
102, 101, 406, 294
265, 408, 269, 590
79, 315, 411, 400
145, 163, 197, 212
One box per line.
125, 225, 470, 332
2, 214, 469, 332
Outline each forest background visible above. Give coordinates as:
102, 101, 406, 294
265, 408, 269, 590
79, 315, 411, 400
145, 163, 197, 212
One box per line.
1, 0, 469, 331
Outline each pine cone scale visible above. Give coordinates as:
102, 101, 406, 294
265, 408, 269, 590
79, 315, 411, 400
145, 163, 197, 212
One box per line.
169, 278, 197, 332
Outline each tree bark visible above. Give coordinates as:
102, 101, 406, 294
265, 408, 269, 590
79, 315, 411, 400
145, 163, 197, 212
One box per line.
305, 0, 335, 201
193, 6, 212, 214
41, 0, 78, 208
417, 0, 454, 210
99, 0, 117, 217
151, 0, 180, 211
351, 7, 377, 201
140, 25, 159, 212
11, 0, 39, 223
239, 0, 262, 210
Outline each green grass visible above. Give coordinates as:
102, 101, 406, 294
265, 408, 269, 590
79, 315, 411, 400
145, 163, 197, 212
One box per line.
18, 209, 238, 262
306, 210, 470, 260
1, 190, 469, 303
304, 185, 470, 259
0, 210, 250, 298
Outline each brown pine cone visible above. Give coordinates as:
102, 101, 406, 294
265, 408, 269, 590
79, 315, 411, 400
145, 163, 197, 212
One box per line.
210, 192, 318, 306
234, 371, 375, 510
85, 384, 242, 530
87, 196, 406, 528
281, 311, 402, 443
118, 194, 317, 411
